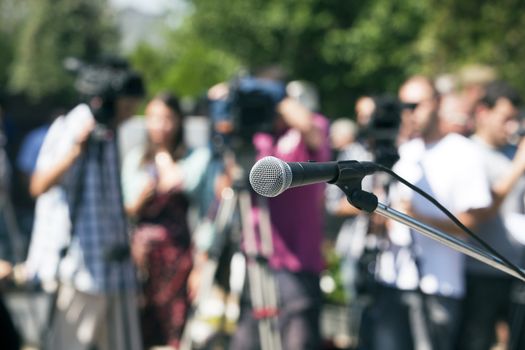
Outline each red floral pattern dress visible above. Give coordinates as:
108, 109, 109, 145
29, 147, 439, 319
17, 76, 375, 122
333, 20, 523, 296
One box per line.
132, 189, 193, 349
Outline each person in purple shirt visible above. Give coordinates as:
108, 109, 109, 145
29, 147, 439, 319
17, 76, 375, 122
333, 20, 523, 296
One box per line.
227, 80, 331, 349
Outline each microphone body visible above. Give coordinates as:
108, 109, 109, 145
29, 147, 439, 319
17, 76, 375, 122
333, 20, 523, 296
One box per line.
287, 161, 339, 188
249, 156, 377, 197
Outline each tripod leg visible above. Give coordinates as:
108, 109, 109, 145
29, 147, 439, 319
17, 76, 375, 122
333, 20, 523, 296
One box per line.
0, 194, 25, 262
238, 192, 282, 350
256, 197, 282, 350
180, 188, 239, 350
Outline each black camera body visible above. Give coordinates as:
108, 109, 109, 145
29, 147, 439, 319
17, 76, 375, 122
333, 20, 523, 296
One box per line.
65, 57, 144, 126
362, 95, 401, 169
210, 76, 287, 145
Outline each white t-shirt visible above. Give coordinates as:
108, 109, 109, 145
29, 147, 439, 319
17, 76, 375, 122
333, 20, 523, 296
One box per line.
377, 133, 492, 298
25, 106, 93, 284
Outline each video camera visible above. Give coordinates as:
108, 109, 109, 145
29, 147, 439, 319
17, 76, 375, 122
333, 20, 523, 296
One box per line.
361, 95, 402, 169
210, 75, 287, 147
64, 57, 145, 126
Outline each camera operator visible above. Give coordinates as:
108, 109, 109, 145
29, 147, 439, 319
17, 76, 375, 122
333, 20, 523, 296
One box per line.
207, 70, 330, 350
24, 57, 144, 350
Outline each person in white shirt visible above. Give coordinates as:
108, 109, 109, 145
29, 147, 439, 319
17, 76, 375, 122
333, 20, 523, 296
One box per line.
362, 76, 493, 350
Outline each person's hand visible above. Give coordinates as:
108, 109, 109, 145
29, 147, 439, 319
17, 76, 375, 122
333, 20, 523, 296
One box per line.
276, 97, 324, 150
71, 118, 96, 158
188, 267, 202, 302
12, 263, 28, 286
188, 253, 208, 302
131, 240, 149, 273
138, 176, 157, 203
0, 260, 12, 281
155, 151, 184, 192
397, 199, 415, 218
276, 97, 312, 130
208, 82, 230, 100
126, 175, 157, 218
513, 137, 525, 173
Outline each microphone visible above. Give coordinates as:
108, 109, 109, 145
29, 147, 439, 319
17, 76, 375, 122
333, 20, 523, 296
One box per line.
249, 156, 378, 197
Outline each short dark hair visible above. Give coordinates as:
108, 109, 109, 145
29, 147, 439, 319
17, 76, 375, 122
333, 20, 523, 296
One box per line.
480, 80, 521, 108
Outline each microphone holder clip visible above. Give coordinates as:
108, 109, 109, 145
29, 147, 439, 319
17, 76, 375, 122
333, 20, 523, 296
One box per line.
333, 161, 378, 213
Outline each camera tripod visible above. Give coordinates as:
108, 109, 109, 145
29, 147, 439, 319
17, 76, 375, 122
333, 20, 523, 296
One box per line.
0, 190, 25, 264
40, 135, 135, 350
181, 159, 282, 350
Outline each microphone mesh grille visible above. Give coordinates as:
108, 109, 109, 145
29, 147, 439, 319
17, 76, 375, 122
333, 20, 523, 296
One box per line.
249, 156, 292, 197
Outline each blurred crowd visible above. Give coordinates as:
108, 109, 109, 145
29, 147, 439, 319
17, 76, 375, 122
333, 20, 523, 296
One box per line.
0, 60, 525, 350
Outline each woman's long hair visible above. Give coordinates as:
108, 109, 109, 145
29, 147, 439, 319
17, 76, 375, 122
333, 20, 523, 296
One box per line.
142, 92, 186, 164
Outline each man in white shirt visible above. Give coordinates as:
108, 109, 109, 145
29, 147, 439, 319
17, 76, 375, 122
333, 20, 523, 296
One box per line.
363, 76, 492, 350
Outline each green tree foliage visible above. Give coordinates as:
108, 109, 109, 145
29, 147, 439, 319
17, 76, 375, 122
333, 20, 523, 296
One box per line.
178, 0, 435, 116
130, 24, 240, 100
417, 0, 525, 93
8, 0, 118, 101
162, 0, 525, 116
0, 0, 28, 91
2, 0, 525, 114
0, 33, 14, 91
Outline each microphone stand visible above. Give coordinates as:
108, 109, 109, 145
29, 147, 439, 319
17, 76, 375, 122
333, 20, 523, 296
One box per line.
335, 172, 525, 283
374, 202, 525, 282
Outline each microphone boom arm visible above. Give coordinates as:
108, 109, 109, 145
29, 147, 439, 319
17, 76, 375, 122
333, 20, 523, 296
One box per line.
338, 180, 525, 283
375, 202, 525, 283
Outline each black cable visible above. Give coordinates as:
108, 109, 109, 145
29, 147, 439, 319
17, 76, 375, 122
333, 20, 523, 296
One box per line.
374, 163, 525, 282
